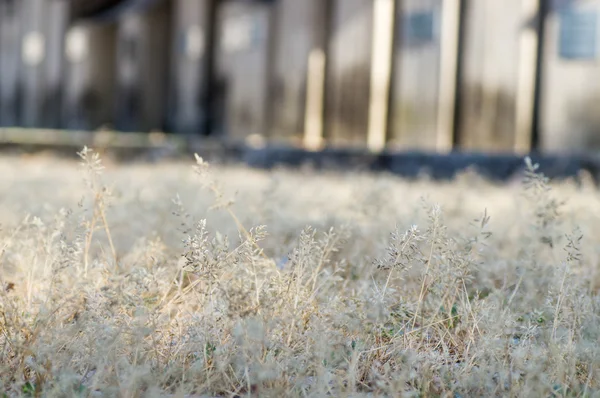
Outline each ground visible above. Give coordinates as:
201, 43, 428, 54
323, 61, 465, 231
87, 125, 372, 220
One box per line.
0, 150, 599, 397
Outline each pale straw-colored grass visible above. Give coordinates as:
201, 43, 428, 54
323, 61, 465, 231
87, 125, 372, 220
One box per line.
0, 150, 598, 397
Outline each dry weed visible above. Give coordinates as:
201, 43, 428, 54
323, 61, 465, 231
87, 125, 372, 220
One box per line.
0, 150, 598, 397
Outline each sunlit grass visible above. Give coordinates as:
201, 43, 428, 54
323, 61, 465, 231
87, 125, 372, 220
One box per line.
0, 149, 598, 397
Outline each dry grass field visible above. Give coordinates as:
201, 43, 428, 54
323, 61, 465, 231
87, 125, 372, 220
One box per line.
0, 148, 599, 397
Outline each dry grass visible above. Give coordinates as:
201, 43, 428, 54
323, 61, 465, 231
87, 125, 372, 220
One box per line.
0, 149, 599, 397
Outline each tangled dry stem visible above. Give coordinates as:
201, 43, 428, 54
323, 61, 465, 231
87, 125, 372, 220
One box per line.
0, 150, 598, 397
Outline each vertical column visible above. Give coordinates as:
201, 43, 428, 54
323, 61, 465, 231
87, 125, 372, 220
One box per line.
388, 0, 443, 151
303, 0, 331, 150
144, 1, 172, 133
263, 0, 279, 143
63, 22, 117, 130
215, 1, 272, 142
170, 0, 214, 135
43, 0, 69, 128
303, 47, 327, 150
456, 0, 525, 152
538, 0, 600, 152
115, 13, 143, 132
115, 1, 172, 133
263, 0, 329, 146
326, 0, 374, 147
20, 0, 45, 127
7, 0, 69, 129
366, 0, 395, 152
436, 0, 462, 153
0, 0, 21, 126
514, 0, 540, 154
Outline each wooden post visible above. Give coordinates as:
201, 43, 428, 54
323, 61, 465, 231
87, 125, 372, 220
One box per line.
303, 0, 331, 151
16, 0, 69, 128
44, 0, 69, 128
367, 0, 395, 152
169, 0, 215, 135
436, 0, 462, 153
0, 0, 21, 126
20, 0, 46, 128
62, 22, 117, 130
303, 48, 326, 150
514, 0, 540, 154
215, 2, 272, 142
114, 1, 172, 133
202, 0, 218, 136
326, 0, 376, 146
263, 0, 279, 142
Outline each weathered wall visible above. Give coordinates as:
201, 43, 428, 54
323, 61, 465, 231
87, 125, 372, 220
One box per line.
0, 0, 69, 128
457, 0, 523, 151
5, 0, 600, 157
325, 0, 374, 147
268, 0, 327, 144
389, 0, 442, 150
0, 0, 21, 126
168, 0, 212, 135
215, 1, 272, 142
44, 1, 70, 128
62, 22, 117, 130
115, 1, 172, 132
539, 0, 600, 152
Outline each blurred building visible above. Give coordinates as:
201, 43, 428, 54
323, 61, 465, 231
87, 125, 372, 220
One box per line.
1, 0, 600, 154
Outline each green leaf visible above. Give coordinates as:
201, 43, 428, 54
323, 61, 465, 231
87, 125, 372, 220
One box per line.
22, 382, 36, 396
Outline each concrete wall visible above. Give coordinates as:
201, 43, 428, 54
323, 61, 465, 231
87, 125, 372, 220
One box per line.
539, 0, 600, 152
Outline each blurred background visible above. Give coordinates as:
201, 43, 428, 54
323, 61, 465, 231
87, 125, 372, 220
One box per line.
0, 0, 598, 154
